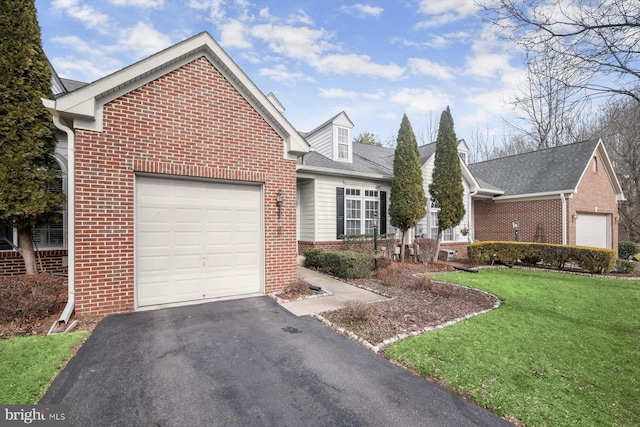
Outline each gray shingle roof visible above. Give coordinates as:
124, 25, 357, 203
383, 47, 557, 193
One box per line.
60, 78, 88, 92
469, 138, 600, 196
299, 142, 394, 176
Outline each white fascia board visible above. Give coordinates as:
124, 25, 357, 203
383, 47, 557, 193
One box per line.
297, 165, 392, 181
460, 160, 480, 192
493, 189, 576, 202
47, 32, 310, 155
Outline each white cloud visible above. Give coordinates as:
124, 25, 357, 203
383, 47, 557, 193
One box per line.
340, 4, 384, 18
187, 0, 226, 23
52, 0, 110, 32
313, 54, 404, 79
51, 35, 94, 54
108, 0, 165, 8
287, 9, 313, 25
51, 57, 120, 82
219, 19, 252, 48
407, 58, 455, 80
319, 88, 383, 100
258, 64, 314, 83
390, 87, 452, 114
415, 0, 481, 28
116, 22, 173, 58
251, 24, 334, 60
418, 0, 479, 16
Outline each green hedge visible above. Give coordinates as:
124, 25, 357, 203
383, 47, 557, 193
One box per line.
619, 241, 640, 260
303, 249, 372, 279
467, 242, 617, 274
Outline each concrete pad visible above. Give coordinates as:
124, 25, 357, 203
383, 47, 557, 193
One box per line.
278, 267, 389, 316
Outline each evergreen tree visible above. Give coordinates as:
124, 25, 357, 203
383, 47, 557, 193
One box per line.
0, 0, 64, 274
389, 114, 426, 262
429, 106, 465, 260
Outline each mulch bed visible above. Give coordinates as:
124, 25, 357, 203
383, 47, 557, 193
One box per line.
321, 262, 499, 346
0, 313, 104, 339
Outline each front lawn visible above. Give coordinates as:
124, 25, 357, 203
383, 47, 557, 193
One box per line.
0, 332, 87, 403
385, 269, 640, 426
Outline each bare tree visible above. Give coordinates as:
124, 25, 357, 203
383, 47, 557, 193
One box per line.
586, 97, 640, 241
507, 53, 589, 149
416, 112, 439, 145
483, 0, 640, 105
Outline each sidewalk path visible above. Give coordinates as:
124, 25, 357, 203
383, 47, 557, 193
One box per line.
278, 267, 389, 316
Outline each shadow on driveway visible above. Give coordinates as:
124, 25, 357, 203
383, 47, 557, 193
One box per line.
42, 297, 512, 426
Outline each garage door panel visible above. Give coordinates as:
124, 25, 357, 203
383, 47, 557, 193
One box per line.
576, 214, 609, 248
136, 176, 263, 309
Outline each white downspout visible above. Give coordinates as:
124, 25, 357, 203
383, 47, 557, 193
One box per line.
51, 113, 75, 324
560, 193, 567, 245
469, 189, 478, 242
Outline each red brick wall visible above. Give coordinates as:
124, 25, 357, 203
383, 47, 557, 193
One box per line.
0, 250, 67, 275
567, 152, 619, 250
474, 198, 563, 244
73, 57, 297, 315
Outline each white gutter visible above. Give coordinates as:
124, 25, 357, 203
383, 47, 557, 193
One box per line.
494, 189, 576, 201
47, 107, 75, 324
560, 193, 567, 245
296, 165, 392, 180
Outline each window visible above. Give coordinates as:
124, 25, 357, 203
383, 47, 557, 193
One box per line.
428, 199, 454, 241
0, 227, 13, 250
2, 159, 66, 250
345, 188, 379, 235
337, 127, 349, 160
458, 151, 467, 164
33, 161, 65, 248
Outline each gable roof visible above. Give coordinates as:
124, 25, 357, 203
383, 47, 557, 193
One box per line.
304, 111, 353, 138
469, 138, 623, 199
43, 32, 309, 156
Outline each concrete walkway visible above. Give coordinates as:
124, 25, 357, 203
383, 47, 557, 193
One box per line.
278, 267, 389, 316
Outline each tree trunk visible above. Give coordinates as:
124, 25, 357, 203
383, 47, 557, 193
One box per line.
17, 226, 38, 275
400, 229, 406, 262
432, 230, 442, 262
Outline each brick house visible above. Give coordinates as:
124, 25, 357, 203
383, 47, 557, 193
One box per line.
33, 32, 309, 318
0, 33, 624, 318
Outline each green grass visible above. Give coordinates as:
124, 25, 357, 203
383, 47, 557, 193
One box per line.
385, 269, 640, 426
0, 332, 87, 404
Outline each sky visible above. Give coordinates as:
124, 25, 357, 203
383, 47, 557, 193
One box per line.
36, 0, 527, 146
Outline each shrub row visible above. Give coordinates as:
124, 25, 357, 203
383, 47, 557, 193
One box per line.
303, 249, 373, 279
619, 241, 640, 260
0, 274, 66, 322
467, 242, 617, 274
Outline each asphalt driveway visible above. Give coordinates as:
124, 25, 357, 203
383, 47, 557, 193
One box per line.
42, 297, 512, 426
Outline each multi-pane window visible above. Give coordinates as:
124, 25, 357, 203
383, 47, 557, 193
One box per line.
3, 160, 66, 250
428, 199, 454, 241
345, 188, 379, 235
33, 161, 65, 248
458, 151, 467, 164
337, 127, 349, 160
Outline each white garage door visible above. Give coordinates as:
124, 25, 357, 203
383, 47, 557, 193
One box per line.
576, 213, 610, 249
136, 176, 263, 309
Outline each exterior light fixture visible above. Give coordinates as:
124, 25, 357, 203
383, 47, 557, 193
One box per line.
512, 219, 519, 241
276, 189, 284, 218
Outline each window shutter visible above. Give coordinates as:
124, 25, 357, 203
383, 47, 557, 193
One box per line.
379, 191, 387, 234
336, 187, 344, 239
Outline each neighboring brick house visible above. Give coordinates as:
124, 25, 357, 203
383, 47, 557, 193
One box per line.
470, 139, 624, 250
35, 32, 309, 317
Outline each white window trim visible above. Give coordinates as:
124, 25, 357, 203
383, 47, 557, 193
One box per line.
344, 187, 379, 235
336, 126, 351, 162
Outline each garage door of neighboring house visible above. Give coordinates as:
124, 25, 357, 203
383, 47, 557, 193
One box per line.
576, 213, 610, 249
136, 176, 263, 309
